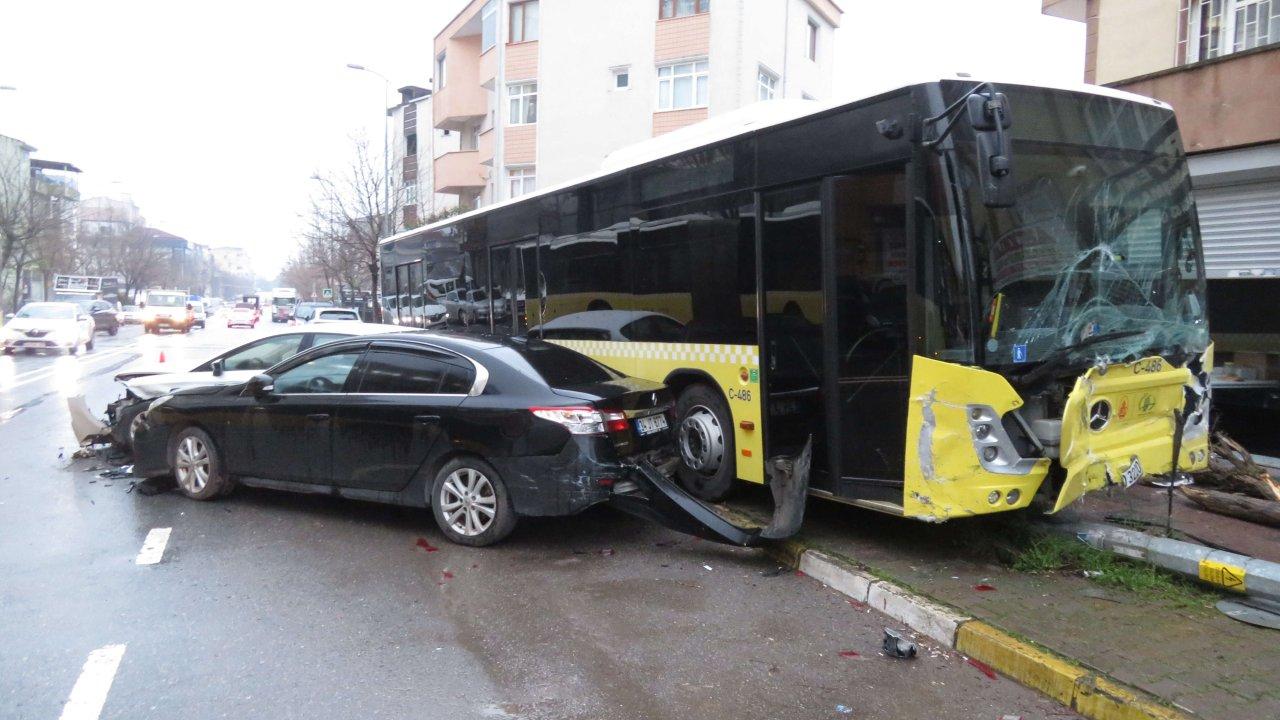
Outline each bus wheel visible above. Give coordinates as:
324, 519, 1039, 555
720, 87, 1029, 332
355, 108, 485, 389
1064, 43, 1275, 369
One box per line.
675, 384, 735, 501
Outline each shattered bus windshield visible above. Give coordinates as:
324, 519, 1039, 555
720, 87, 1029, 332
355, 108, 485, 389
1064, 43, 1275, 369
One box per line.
959, 88, 1209, 373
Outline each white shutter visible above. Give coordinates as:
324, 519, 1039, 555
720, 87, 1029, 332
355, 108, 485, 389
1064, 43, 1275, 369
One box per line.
1194, 180, 1280, 279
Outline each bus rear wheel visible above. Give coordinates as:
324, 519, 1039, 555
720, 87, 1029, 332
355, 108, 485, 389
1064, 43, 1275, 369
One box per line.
675, 384, 735, 501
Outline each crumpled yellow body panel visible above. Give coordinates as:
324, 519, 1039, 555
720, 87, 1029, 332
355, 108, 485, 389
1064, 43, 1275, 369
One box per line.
1052, 347, 1212, 512
902, 357, 1051, 521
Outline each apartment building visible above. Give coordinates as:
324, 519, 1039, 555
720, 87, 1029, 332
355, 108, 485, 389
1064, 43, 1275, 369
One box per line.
388, 85, 459, 231
432, 0, 841, 210
1044, 0, 1280, 444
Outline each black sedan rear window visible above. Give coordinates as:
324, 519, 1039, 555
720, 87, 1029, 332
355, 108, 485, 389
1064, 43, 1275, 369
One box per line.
516, 341, 621, 388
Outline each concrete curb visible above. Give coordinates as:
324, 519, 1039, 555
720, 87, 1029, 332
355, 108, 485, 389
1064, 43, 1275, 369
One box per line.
747, 527, 1194, 720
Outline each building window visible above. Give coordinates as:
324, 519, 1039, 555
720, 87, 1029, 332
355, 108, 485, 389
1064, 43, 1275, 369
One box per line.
657, 60, 709, 110
660, 0, 710, 18
510, 0, 539, 43
403, 183, 418, 206
508, 82, 537, 124
406, 133, 418, 155
481, 0, 497, 51
507, 166, 536, 198
757, 66, 778, 101
436, 52, 447, 88
807, 18, 819, 61
1189, 0, 1279, 61
613, 67, 631, 90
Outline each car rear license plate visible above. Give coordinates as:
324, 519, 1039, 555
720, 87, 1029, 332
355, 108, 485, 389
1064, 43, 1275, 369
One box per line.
1121, 457, 1143, 488
634, 414, 669, 436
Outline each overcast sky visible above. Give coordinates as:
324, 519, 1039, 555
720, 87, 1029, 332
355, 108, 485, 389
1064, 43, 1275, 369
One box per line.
0, 0, 1081, 278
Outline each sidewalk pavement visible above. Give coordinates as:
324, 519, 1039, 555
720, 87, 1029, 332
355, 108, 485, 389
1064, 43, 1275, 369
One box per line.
727, 484, 1280, 720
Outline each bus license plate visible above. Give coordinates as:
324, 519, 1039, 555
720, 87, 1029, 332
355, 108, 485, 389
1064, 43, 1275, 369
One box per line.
1121, 457, 1143, 488
634, 414, 669, 437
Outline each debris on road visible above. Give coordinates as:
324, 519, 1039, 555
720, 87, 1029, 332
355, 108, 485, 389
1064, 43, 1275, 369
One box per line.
835, 704, 853, 714
837, 650, 860, 658
129, 477, 173, 496
759, 566, 786, 577
974, 583, 996, 591
415, 538, 440, 552
599, 548, 615, 556
702, 564, 713, 571
99, 466, 134, 479
881, 628, 917, 659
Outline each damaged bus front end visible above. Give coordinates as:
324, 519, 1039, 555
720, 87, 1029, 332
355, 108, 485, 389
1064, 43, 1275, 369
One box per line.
900, 82, 1211, 521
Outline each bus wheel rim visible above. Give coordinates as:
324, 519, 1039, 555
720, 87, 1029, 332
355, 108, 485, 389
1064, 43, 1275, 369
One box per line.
679, 405, 724, 474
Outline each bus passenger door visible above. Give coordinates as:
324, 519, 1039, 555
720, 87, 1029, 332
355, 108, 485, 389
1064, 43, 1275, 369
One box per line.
823, 171, 911, 502
760, 183, 833, 492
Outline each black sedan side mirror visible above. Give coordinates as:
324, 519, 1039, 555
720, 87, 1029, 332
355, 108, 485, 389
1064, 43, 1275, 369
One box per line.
211, 358, 224, 377
246, 374, 274, 398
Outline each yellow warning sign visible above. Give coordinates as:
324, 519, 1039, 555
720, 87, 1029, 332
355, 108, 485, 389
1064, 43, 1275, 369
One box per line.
1198, 559, 1247, 593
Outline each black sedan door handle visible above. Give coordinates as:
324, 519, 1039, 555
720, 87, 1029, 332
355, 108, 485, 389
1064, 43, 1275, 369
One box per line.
307, 413, 330, 422
414, 415, 441, 425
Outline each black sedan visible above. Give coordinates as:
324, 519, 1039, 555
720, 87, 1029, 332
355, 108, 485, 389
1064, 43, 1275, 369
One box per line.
131, 332, 676, 546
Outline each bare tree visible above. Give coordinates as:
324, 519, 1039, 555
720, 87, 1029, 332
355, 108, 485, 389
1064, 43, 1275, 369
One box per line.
0, 161, 77, 311
108, 226, 165, 301
306, 139, 391, 320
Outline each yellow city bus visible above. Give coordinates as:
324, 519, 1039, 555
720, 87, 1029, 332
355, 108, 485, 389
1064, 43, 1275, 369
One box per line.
379, 78, 1212, 523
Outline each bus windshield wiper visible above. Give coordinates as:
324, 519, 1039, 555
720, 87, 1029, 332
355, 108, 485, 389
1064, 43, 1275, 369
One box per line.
1015, 330, 1148, 387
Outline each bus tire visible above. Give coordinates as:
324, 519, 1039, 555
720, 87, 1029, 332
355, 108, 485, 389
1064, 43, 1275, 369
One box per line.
675, 384, 736, 501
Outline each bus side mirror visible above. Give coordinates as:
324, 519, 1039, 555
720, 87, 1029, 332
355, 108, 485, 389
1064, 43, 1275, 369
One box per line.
967, 93, 1015, 208
211, 359, 224, 377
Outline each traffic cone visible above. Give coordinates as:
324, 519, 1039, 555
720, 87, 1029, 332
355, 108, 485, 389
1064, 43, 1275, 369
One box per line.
158, 350, 166, 363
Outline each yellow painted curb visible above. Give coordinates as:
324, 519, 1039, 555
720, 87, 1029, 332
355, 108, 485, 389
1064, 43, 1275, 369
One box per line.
1072, 675, 1191, 720
956, 621, 1085, 707
957, 621, 1192, 720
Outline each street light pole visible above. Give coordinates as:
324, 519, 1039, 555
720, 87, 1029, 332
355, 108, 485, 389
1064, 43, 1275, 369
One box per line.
345, 64, 392, 242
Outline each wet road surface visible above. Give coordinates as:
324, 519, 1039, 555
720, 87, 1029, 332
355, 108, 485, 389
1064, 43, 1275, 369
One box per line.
0, 319, 1079, 719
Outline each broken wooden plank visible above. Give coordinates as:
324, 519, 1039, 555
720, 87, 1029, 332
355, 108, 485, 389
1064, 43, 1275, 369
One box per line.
1181, 486, 1280, 527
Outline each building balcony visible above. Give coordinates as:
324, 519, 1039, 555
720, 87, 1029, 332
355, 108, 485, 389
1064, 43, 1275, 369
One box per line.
1112, 45, 1280, 154
435, 150, 486, 195
433, 83, 487, 132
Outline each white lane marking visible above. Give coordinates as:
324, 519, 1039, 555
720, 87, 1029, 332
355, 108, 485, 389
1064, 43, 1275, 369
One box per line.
0, 346, 138, 392
58, 644, 126, 720
135, 527, 172, 565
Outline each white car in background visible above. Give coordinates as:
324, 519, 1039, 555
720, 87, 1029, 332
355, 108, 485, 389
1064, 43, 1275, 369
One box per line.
531, 310, 687, 342
2, 302, 96, 355
308, 307, 361, 323
107, 321, 408, 450
226, 304, 258, 328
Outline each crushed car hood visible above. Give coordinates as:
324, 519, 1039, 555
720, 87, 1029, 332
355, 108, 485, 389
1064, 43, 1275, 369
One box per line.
125, 370, 258, 400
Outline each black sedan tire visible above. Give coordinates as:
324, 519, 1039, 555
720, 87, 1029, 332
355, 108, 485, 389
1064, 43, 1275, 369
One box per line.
169, 426, 231, 500
431, 457, 516, 547
108, 325, 118, 336
675, 384, 736, 501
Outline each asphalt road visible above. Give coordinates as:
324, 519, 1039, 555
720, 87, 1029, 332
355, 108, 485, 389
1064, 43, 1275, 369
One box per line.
0, 318, 1079, 719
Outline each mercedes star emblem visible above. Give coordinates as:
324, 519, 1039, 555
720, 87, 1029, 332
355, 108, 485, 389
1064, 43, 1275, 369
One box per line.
1088, 400, 1112, 431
